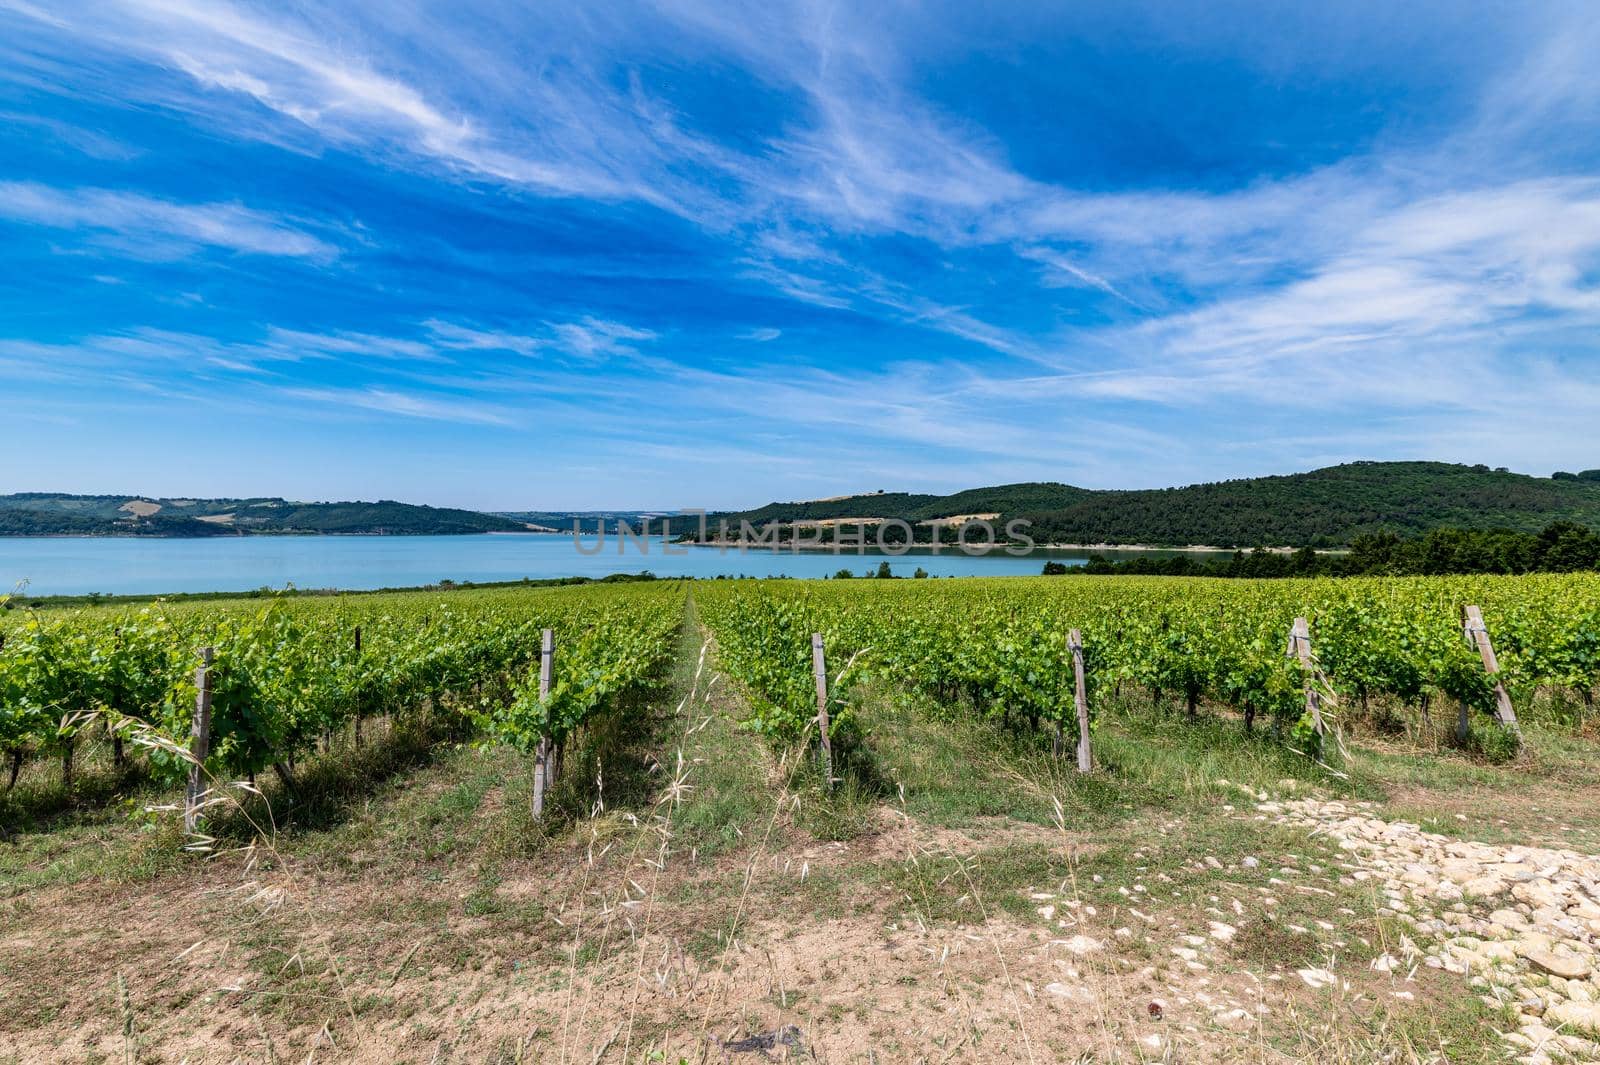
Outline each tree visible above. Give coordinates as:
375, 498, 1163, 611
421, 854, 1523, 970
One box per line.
874, 561, 893, 579
1537, 521, 1600, 571
1347, 531, 1401, 573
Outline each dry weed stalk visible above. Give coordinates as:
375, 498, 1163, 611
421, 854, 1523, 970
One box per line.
65, 706, 363, 1058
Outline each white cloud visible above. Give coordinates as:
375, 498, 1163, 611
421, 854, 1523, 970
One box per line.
265, 327, 442, 361
422, 320, 542, 356
1026, 177, 1600, 479
547, 317, 658, 359
16, 0, 710, 210
1098, 178, 1600, 388
1018, 246, 1143, 308
278, 385, 516, 426
0, 181, 337, 259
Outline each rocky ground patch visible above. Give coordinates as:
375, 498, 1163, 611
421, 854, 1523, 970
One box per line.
1269, 796, 1600, 1064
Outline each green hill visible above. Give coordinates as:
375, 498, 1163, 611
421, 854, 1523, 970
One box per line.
719, 483, 1094, 526
696, 463, 1600, 548
0, 494, 530, 537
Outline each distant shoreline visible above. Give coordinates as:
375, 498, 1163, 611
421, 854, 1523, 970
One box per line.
680, 538, 1254, 554
0, 530, 551, 540
1037, 542, 1303, 553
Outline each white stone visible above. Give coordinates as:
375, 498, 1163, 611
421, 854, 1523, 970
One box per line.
1519, 944, 1593, 980
1060, 934, 1102, 956
1298, 968, 1337, 990
1547, 1000, 1600, 1034
1045, 981, 1095, 1004
1215, 1008, 1254, 1031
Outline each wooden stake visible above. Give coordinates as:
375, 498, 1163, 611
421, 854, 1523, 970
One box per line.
353, 625, 363, 749
812, 633, 833, 790
1286, 617, 1324, 735
532, 628, 554, 820
1068, 629, 1092, 772
1462, 606, 1521, 738
0, 633, 18, 784
111, 628, 125, 768
184, 647, 214, 833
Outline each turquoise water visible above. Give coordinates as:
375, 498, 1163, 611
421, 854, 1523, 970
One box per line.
0, 534, 1230, 596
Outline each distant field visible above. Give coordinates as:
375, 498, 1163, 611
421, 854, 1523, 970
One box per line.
3, 575, 1599, 1062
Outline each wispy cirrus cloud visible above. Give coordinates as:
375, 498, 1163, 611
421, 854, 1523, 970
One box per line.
6, 1, 1600, 504
547, 317, 658, 359
0, 316, 651, 377
264, 327, 440, 361
277, 385, 516, 427
1019, 177, 1600, 482
0, 181, 337, 259
0, 314, 660, 430
422, 320, 542, 356
4, 0, 724, 212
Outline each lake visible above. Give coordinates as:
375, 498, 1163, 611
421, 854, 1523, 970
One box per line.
0, 534, 1233, 597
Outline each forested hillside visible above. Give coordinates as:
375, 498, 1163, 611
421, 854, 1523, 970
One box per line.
0, 494, 529, 536
716, 482, 1095, 525
691, 463, 1600, 547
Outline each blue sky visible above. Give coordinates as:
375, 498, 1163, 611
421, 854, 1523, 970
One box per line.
3, 0, 1599, 510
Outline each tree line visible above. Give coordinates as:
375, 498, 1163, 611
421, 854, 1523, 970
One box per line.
1044, 522, 1600, 578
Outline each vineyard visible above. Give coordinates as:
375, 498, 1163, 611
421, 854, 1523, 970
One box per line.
698, 573, 1600, 763
0, 581, 684, 811
3, 573, 1599, 818
5, 573, 1600, 1063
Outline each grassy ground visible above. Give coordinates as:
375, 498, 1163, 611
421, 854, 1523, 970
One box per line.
3, 604, 1598, 1063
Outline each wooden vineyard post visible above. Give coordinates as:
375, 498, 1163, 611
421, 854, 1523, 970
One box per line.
184, 647, 214, 833
1462, 606, 1521, 741
1286, 617, 1325, 736
812, 633, 833, 791
352, 625, 363, 749
532, 628, 554, 820
0, 634, 17, 792
1069, 629, 1092, 773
